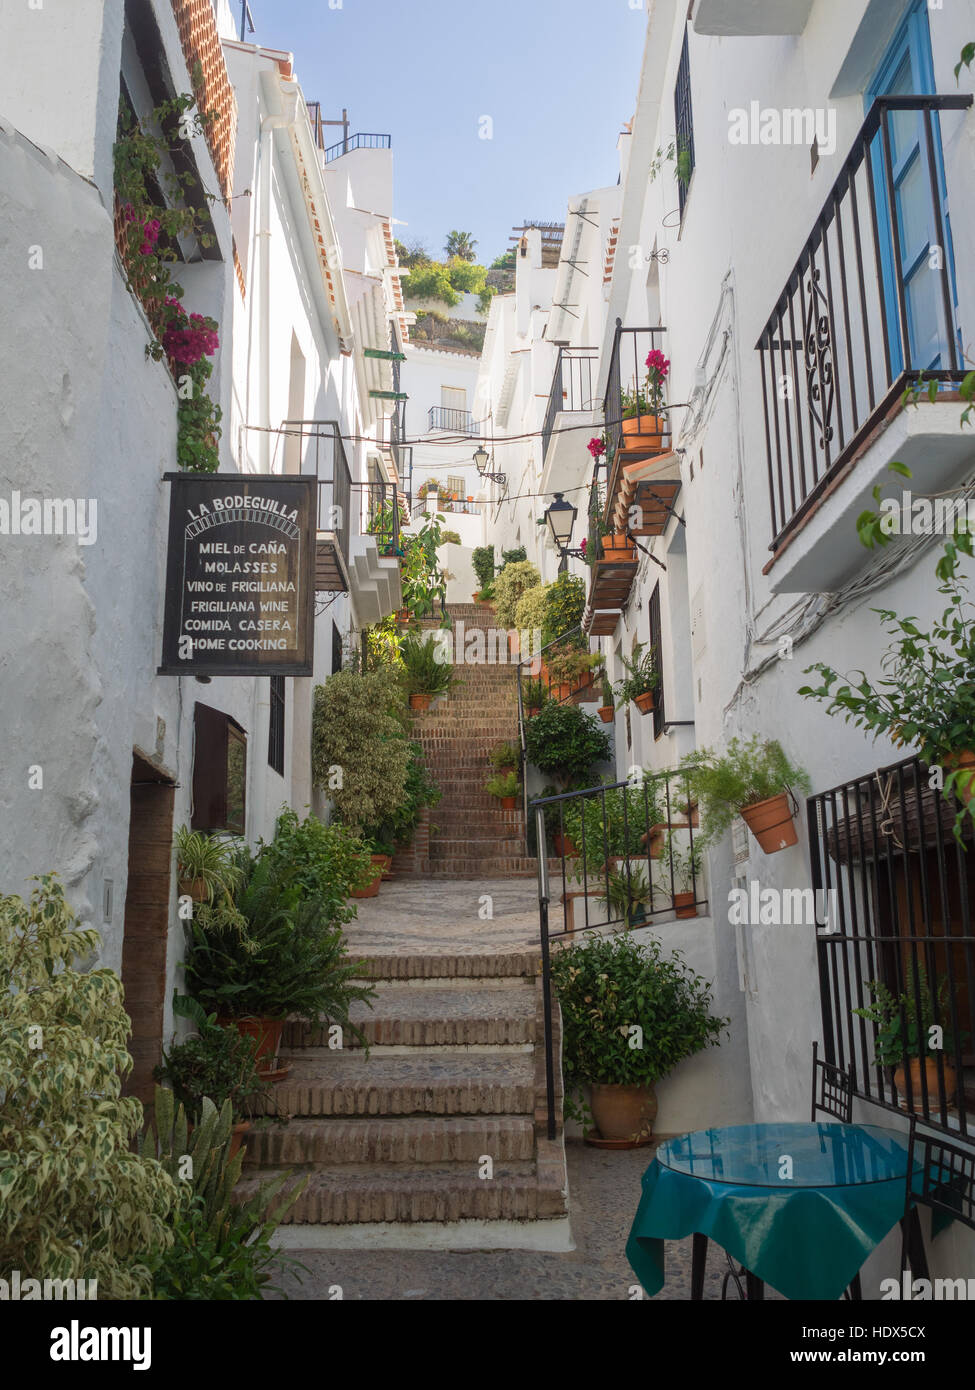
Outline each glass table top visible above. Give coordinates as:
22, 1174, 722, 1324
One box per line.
657, 1122, 916, 1189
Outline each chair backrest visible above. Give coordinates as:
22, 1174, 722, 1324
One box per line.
810, 1040, 855, 1123
906, 1118, 975, 1234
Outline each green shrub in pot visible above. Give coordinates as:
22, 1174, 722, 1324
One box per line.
551, 933, 728, 1140
681, 737, 810, 853
155, 1010, 268, 1126
523, 701, 611, 788
472, 545, 496, 592
494, 560, 540, 628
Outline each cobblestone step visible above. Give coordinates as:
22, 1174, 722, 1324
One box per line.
242, 1115, 535, 1166
248, 1051, 536, 1118
235, 1152, 568, 1224
283, 980, 536, 1049
350, 951, 540, 981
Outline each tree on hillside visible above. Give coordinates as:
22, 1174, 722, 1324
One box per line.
445, 230, 478, 262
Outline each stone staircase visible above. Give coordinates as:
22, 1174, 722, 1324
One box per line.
393, 601, 546, 879
237, 938, 567, 1234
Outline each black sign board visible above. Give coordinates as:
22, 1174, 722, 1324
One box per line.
159, 474, 315, 676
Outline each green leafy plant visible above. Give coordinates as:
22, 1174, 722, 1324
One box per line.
543, 572, 587, 646
601, 864, 651, 928
600, 677, 615, 709
400, 631, 459, 698
514, 582, 552, 636
561, 778, 660, 879
494, 560, 541, 628
364, 743, 441, 850
545, 646, 602, 688
174, 826, 244, 903
486, 770, 520, 799
399, 513, 451, 620
489, 741, 520, 773
853, 968, 964, 1067
0, 876, 178, 1298
614, 643, 659, 703
472, 546, 495, 591
311, 667, 412, 831
523, 701, 611, 788
551, 934, 727, 1121
500, 546, 528, 567
658, 830, 703, 896
523, 675, 547, 712
257, 808, 374, 930
683, 738, 810, 846
154, 1014, 268, 1125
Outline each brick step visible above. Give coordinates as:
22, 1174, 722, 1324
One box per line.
283, 980, 536, 1049
236, 1159, 567, 1224
350, 951, 540, 981
432, 838, 528, 854
248, 1051, 536, 1118
242, 1114, 535, 1167
420, 860, 543, 877
432, 813, 524, 830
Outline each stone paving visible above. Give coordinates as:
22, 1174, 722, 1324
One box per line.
268, 1140, 780, 1301
347, 878, 540, 957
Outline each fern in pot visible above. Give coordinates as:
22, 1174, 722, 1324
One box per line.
551, 933, 727, 1144
682, 737, 810, 854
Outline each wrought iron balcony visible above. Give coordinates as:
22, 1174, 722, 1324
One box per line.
603, 323, 671, 501
541, 346, 599, 466
427, 406, 479, 435
757, 95, 972, 553
322, 132, 391, 163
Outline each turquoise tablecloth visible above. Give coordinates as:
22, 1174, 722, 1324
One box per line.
626, 1122, 920, 1301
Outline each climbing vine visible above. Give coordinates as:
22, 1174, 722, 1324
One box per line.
113, 93, 222, 471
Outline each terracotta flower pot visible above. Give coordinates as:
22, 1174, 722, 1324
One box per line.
673, 891, 697, 920
351, 856, 387, 899
409, 692, 433, 711
552, 831, 577, 857
527, 705, 541, 718
228, 1120, 251, 1161
641, 825, 667, 856
501, 796, 517, 810
218, 1016, 284, 1076
622, 414, 666, 449
740, 792, 798, 853
178, 877, 209, 903
634, 690, 655, 714
601, 533, 636, 560
598, 706, 615, 723
894, 1057, 956, 1111
946, 750, 975, 806
589, 1082, 658, 1143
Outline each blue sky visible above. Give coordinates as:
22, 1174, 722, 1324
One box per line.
251, 0, 648, 265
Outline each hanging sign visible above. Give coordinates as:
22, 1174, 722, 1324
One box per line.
159, 474, 315, 676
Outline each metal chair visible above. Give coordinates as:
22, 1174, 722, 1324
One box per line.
811, 1040, 855, 1122
900, 1118, 975, 1282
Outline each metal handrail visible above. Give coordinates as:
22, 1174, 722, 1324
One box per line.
322, 132, 392, 163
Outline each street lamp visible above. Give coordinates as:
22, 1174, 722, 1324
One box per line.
544, 492, 584, 573
473, 446, 506, 487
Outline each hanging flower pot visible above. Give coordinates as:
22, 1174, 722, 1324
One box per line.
634, 690, 655, 714
178, 877, 209, 903
598, 706, 615, 724
673, 892, 697, 920
601, 532, 636, 560
740, 792, 798, 853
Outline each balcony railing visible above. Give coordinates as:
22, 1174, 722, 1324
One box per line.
427, 406, 479, 435
358, 478, 401, 558
757, 95, 972, 552
286, 420, 352, 592
603, 323, 670, 499
322, 132, 391, 163
541, 347, 598, 465
810, 753, 975, 1138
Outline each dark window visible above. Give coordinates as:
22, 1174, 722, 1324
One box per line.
192, 703, 247, 834
674, 27, 695, 220
810, 753, 975, 1137
268, 676, 285, 776
332, 620, 343, 672
647, 584, 666, 739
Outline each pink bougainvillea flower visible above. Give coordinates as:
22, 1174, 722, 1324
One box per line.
587, 436, 607, 460
645, 348, 670, 379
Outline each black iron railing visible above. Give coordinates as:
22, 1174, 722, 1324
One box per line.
358, 478, 401, 557
533, 769, 707, 1139
322, 132, 391, 162
757, 95, 971, 552
427, 406, 479, 435
286, 420, 351, 565
603, 323, 670, 495
541, 347, 599, 466
809, 753, 975, 1138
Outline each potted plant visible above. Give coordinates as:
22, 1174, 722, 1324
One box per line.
523, 701, 612, 790
524, 676, 547, 718
489, 741, 520, 776
174, 826, 243, 904
486, 770, 520, 810
551, 933, 727, 1144
684, 737, 811, 854
598, 677, 616, 724
853, 969, 963, 1111
546, 646, 602, 702
400, 631, 459, 711
493, 560, 541, 629
620, 348, 670, 446
562, 778, 660, 881
658, 831, 703, 919
615, 642, 659, 714
155, 1005, 269, 1159
601, 863, 652, 928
